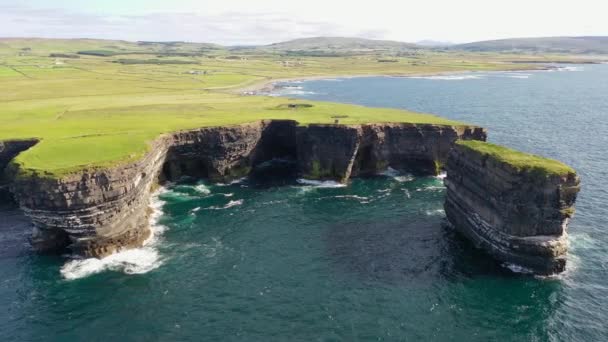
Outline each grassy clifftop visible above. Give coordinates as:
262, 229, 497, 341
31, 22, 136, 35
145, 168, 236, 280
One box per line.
3, 94, 465, 176
456, 140, 575, 177
0, 38, 577, 177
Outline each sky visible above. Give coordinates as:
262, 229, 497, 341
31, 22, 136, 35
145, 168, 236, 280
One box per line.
0, 0, 606, 45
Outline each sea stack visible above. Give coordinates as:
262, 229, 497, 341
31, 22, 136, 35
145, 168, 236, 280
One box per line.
444, 140, 580, 274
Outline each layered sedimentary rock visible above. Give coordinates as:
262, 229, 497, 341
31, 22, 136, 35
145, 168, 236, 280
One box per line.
0, 139, 38, 202
297, 123, 487, 181
444, 142, 580, 274
9, 138, 171, 256
5, 121, 484, 258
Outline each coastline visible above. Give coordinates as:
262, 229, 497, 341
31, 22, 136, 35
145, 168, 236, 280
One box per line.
232, 65, 557, 95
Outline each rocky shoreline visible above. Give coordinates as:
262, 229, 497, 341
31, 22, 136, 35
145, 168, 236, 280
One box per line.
0, 119, 580, 274
235, 65, 558, 96
2, 121, 485, 259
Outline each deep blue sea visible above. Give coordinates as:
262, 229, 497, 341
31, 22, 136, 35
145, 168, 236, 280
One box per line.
1, 65, 607, 341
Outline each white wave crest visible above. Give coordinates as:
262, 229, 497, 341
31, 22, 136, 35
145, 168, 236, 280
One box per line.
416, 185, 445, 192
379, 167, 414, 182
60, 188, 168, 280
296, 178, 347, 188
425, 209, 445, 216
502, 262, 535, 274
333, 195, 370, 202
202, 199, 244, 210
194, 183, 211, 195
216, 177, 247, 187
409, 75, 483, 81
558, 66, 584, 72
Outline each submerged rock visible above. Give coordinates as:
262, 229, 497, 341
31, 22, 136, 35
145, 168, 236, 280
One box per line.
443, 141, 580, 274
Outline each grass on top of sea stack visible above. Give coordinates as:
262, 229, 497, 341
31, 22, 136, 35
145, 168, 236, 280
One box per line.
456, 140, 576, 177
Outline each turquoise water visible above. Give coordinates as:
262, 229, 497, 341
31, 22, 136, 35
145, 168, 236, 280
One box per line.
2, 65, 607, 341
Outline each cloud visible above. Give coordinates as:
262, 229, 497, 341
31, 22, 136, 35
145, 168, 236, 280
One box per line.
0, 5, 369, 45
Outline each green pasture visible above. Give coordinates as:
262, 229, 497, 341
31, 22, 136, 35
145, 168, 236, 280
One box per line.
0, 38, 575, 178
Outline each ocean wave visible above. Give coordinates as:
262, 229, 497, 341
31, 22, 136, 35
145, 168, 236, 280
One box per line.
502, 262, 535, 274
279, 90, 317, 96
416, 185, 445, 192
435, 172, 447, 180
216, 177, 247, 187
60, 188, 168, 280
331, 195, 370, 203
409, 75, 483, 81
296, 178, 347, 188
379, 167, 414, 182
194, 182, 211, 195
201, 199, 244, 210
557, 66, 584, 72
280, 85, 303, 90
425, 209, 445, 216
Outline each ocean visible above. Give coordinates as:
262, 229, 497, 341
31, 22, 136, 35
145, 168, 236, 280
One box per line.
1, 65, 607, 341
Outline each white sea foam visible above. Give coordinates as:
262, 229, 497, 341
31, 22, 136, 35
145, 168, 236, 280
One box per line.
280, 90, 317, 96
60, 188, 168, 281
194, 183, 211, 195
502, 262, 535, 275
558, 66, 584, 72
409, 74, 483, 81
202, 199, 244, 210
435, 172, 447, 180
216, 177, 247, 187
333, 195, 370, 202
425, 209, 445, 216
379, 167, 414, 182
416, 186, 445, 192
296, 178, 347, 188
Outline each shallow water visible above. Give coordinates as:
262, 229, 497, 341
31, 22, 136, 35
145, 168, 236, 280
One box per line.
1, 65, 607, 341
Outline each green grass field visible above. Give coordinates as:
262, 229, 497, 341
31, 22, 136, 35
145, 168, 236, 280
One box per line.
0, 38, 581, 177
456, 140, 575, 176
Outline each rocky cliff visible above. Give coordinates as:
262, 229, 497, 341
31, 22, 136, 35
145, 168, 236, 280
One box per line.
4, 121, 484, 258
444, 141, 580, 274
0, 139, 38, 202
297, 123, 487, 181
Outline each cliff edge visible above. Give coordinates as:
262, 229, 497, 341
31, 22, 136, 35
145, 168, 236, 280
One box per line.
4, 121, 485, 258
444, 141, 580, 274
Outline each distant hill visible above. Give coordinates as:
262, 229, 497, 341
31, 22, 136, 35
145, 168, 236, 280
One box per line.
256, 37, 423, 56
416, 40, 454, 47
453, 36, 608, 54
0, 38, 223, 56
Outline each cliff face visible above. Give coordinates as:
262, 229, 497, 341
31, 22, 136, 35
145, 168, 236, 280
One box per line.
444, 144, 580, 274
297, 124, 487, 181
9, 138, 170, 256
0, 139, 38, 202
5, 121, 484, 258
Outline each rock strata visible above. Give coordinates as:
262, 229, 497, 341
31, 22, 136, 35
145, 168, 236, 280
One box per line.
0, 139, 38, 202
444, 142, 580, 274
4, 121, 484, 258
